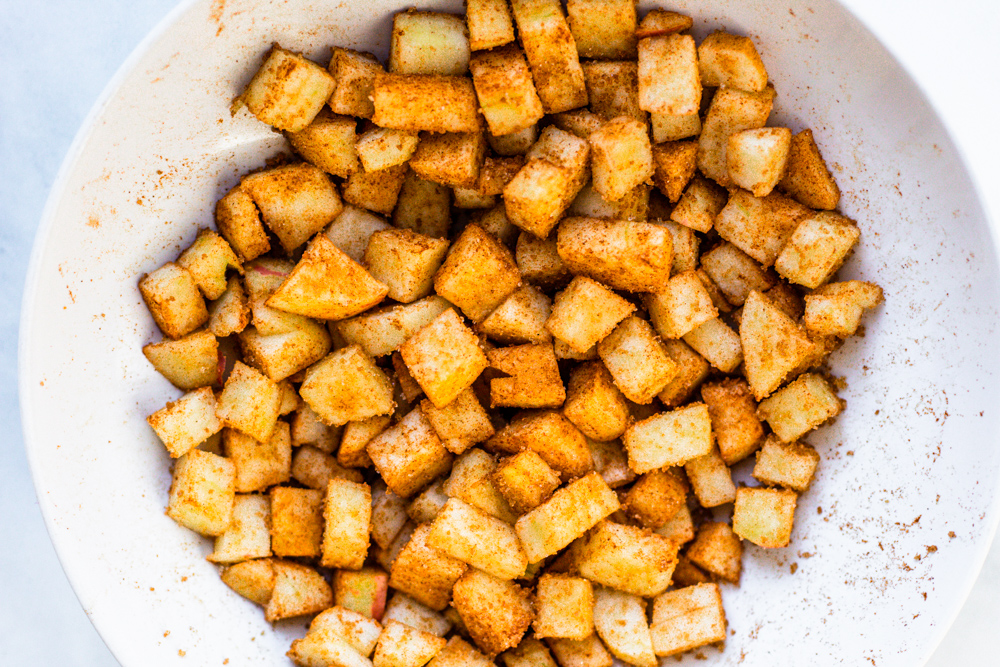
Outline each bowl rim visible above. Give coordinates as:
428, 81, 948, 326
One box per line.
18, 0, 1000, 665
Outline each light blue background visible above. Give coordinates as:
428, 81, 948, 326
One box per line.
2, 1, 998, 665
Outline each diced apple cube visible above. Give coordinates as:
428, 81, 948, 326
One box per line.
384, 593, 453, 637
452, 568, 534, 655
336, 296, 452, 359
698, 31, 768, 91
265, 559, 334, 622
335, 567, 390, 621
238, 319, 333, 383
390, 11, 470, 76
500, 637, 559, 667
217, 360, 282, 442
166, 449, 236, 536
757, 372, 842, 442
339, 416, 391, 468
288, 607, 381, 666
651, 112, 701, 143
322, 478, 372, 569
363, 229, 450, 304
753, 435, 820, 492
223, 420, 291, 492
657, 339, 710, 408
715, 188, 809, 268
215, 185, 270, 263
488, 343, 565, 409
470, 46, 545, 137
221, 558, 276, 606
270, 486, 324, 557
547, 635, 612, 667
740, 290, 819, 400
410, 132, 487, 189
241, 163, 343, 253
803, 280, 883, 337
681, 317, 743, 374
427, 498, 527, 579
208, 493, 271, 564
684, 446, 736, 508
623, 403, 713, 473
534, 574, 594, 640
592, 587, 656, 667
733, 487, 798, 548
444, 448, 517, 524
394, 171, 453, 238
428, 637, 492, 667
328, 47, 384, 119
668, 176, 726, 234
433, 223, 521, 322
622, 468, 687, 529
147, 386, 222, 458
581, 61, 642, 123
140, 262, 209, 340
390, 523, 468, 611
650, 584, 727, 657
545, 276, 635, 354
176, 229, 243, 301
571, 520, 678, 597
292, 444, 364, 490
467, 0, 516, 51
778, 128, 841, 210
588, 117, 653, 202
374, 620, 448, 667
420, 387, 495, 455
647, 271, 718, 340
504, 132, 589, 238
343, 164, 409, 216
399, 308, 489, 408
514, 472, 619, 563
510, 0, 588, 114
637, 33, 700, 115
367, 407, 453, 498
774, 211, 861, 289
288, 110, 360, 178
597, 315, 677, 405
562, 362, 629, 442
699, 242, 777, 307
238, 45, 335, 132
356, 127, 420, 173
300, 346, 395, 426
372, 73, 481, 134
700, 378, 765, 465
209, 276, 251, 338
493, 450, 561, 514
556, 218, 672, 293
685, 522, 742, 584
727, 127, 792, 197
478, 285, 552, 345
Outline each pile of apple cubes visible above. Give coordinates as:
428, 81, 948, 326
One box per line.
140, 1, 883, 665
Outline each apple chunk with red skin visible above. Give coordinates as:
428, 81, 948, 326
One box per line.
335, 567, 389, 621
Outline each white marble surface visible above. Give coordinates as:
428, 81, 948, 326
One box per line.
2, 1, 998, 665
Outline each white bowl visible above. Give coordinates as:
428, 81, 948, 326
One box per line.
19, 0, 1000, 665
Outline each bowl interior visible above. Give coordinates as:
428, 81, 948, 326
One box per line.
20, 0, 1000, 665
